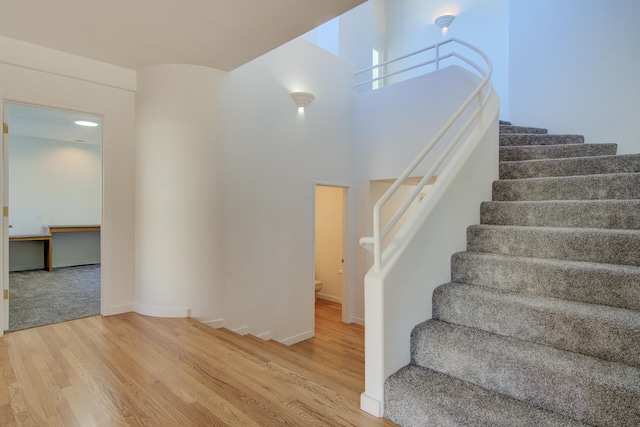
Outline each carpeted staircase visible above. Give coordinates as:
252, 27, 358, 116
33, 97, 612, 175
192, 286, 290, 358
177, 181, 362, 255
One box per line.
383, 122, 640, 426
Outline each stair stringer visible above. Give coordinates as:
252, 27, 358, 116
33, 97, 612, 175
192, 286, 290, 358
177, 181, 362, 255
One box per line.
360, 92, 499, 417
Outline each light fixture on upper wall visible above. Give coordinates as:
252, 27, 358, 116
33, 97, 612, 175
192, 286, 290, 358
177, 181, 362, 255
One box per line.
291, 92, 315, 113
435, 14, 455, 30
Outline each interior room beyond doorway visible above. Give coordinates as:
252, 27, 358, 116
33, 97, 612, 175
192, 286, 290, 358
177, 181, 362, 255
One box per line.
4, 102, 102, 331
314, 185, 345, 306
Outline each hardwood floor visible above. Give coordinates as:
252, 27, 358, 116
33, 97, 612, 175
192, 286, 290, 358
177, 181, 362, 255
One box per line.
0, 299, 398, 426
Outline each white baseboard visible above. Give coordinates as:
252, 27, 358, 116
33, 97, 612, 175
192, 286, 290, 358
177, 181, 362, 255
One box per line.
134, 304, 190, 318
317, 293, 342, 304
202, 319, 224, 328
255, 331, 272, 340
9, 263, 44, 272
232, 325, 249, 335
350, 316, 365, 326
105, 303, 134, 316
54, 259, 100, 269
360, 392, 384, 417
279, 329, 313, 346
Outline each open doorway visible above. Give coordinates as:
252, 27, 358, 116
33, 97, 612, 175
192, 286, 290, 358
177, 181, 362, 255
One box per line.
314, 184, 348, 325
3, 102, 102, 331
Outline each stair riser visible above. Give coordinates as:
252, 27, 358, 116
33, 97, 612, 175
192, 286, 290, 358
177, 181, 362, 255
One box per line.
467, 225, 640, 266
499, 125, 548, 134
384, 366, 584, 427
451, 252, 640, 310
480, 200, 640, 229
411, 321, 640, 426
500, 144, 617, 161
492, 173, 640, 201
500, 134, 584, 146
500, 154, 640, 179
433, 283, 640, 367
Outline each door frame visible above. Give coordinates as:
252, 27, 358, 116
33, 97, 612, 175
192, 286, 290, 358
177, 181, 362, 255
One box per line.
313, 181, 351, 326
1, 99, 105, 334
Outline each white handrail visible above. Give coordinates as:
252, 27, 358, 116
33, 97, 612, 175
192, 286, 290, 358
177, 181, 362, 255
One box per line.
357, 38, 493, 272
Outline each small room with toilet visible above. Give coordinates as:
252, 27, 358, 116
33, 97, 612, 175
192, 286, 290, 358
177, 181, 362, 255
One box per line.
314, 185, 346, 315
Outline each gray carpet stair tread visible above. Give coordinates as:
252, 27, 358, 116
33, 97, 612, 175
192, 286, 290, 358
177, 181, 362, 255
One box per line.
500, 143, 617, 161
492, 172, 640, 201
433, 282, 640, 367
450, 251, 640, 310
500, 133, 584, 146
467, 224, 640, 266
386, 123, 640, 426
480, 199, 640, 229
499, 153, 640, 179
411, 320, 640, 426
384, 365, 587, 427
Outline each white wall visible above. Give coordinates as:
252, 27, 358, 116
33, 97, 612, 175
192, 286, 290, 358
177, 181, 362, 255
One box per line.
9, 135, 101, 235
384, 0, 509, 119
353, 66, 485, 321
134, 64, 227, 320
8, 134, 101, 270
0, 36, 137, 329
339, 0, 388, 74
134, 38, 355, 343
509, 0, 640, 154
222, 38, 355, 342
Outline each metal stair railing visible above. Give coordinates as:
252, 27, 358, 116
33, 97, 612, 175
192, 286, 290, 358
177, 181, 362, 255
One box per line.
357, 38, 493, 272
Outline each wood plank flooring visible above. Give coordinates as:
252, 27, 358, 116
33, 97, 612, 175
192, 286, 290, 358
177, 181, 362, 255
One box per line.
0, 299, 398, 426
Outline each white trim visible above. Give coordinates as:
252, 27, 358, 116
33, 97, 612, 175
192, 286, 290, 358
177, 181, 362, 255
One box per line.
350, 316, 365, 326
232, 326, 249, 335
317, 294, 342, 304
2, 99, 111, 332
279, 329, 313, 346
105, 303, 135, 316
313, 181, 352, 325
256, 331, 272, 340
360, 392, 384, 417
0, 36, 136, 92
202, 319, 224, 328
134, 303, 190, 318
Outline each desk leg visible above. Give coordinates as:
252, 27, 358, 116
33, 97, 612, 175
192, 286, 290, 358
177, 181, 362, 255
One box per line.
44, 238, 52, 272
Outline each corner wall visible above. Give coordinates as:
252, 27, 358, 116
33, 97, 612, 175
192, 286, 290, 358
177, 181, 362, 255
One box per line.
134, 64, 227, 319
134, 38, 356, 343
0, 36, 137, 328
221, 38, 356, 342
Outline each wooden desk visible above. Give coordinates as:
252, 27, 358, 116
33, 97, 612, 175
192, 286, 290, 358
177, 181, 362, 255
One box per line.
45, 225, 101, 234
9, 234, 53, 271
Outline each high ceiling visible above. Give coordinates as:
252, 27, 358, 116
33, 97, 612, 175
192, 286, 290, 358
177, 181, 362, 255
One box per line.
0, 0, 365, 71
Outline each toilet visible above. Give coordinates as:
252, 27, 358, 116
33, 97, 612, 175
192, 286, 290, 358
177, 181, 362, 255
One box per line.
314, 279, 323, 301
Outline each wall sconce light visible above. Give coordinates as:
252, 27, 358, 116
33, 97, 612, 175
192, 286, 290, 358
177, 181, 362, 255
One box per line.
435, 14, 455, 30
291, 92, 315, 112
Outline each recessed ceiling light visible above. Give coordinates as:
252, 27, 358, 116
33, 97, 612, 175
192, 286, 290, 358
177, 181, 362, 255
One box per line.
75, 120, 98, 127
